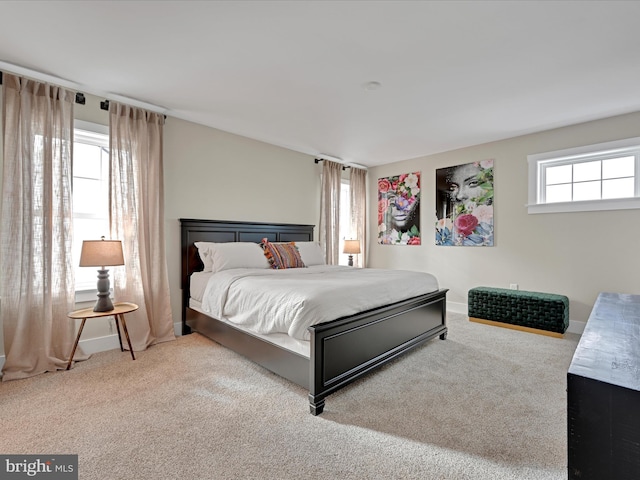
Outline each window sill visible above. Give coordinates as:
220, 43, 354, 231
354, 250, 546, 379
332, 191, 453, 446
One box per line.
527, 196, 640, 214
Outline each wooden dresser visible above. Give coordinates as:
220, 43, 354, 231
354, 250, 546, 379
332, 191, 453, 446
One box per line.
567, 292, 640, 479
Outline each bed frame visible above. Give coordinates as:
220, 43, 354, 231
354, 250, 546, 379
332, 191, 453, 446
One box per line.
181, 218, 448, 415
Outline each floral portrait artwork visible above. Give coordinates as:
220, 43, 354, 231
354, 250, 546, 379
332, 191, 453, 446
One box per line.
378, 172, 421, 245
435, 160, 494, 246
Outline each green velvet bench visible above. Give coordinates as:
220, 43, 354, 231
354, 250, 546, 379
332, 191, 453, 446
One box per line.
468, 286, 569, 337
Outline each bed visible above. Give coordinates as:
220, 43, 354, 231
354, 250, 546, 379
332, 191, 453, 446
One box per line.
181, 218, 448, 415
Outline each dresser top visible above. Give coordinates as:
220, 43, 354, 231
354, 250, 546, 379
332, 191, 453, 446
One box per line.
568, 292, 640, 391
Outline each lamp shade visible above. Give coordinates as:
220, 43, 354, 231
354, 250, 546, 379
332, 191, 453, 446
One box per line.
343, 239, 361, 255
79, 239, 124, 267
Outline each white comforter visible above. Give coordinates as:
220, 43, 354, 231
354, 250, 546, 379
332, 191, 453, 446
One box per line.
200, 265, 439, 341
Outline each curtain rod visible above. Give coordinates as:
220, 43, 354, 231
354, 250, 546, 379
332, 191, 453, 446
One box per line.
314, 158, 351, 170
314, 153, 368, 170
0, 70, 85, 105
0, 71, 163, 114
314, 158, 368, 171
0, 62, 167, 114
100, 99, 166, 119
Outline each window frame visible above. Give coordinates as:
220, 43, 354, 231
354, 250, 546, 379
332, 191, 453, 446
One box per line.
527, 137, 640, 214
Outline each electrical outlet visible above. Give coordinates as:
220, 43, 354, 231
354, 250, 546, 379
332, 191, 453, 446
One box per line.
510, 283, 519, 290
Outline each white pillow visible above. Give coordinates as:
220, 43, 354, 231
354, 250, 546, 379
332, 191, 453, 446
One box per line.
203, 242, 270, 272
194, 242, 214, 272
295, 242, 326, 266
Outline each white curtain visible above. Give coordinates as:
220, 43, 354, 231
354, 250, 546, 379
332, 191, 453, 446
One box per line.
319, 160, 343, 265
1, 74, 78, 380
109, 102, 174, 350
350, 167, 367, 268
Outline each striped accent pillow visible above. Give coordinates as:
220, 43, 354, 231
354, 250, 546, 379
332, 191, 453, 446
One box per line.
260, 238, 306, 269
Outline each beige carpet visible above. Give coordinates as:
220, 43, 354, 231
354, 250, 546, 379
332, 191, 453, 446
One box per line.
0, 313, 579, 480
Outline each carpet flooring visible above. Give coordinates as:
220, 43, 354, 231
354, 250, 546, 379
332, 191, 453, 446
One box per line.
0, 312, 579, 479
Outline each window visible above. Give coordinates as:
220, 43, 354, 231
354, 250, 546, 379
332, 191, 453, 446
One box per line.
338, 180, 351, 266
527, 137, 640, 214
73, 120, 110, 296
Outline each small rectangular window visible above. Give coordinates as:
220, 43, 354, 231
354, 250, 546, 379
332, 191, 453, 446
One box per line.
528, 137, 640, 214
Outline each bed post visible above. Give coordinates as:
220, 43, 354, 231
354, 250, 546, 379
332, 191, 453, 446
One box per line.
181, 221, 192, 335
308, 329, 325, 415
440, 297, 447, 340
309, 396, 325, 416
182, 289, 192, 335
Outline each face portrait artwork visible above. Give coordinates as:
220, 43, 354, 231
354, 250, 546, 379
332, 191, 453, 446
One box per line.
377, 172, 421, 245
435, 160, 494, 246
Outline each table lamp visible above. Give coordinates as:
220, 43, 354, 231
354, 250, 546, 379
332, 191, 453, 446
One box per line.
79, 237, 125, 312
343, 239, 361, 267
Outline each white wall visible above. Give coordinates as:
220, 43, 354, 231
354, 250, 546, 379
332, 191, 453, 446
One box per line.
367, 111, 640, 325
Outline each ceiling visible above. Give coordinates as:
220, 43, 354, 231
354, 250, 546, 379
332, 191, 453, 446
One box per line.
2, 1, 640, 168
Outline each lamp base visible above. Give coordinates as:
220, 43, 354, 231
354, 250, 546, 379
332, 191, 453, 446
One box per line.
93, 268, 115, 312
93, 295, 114, 312
348, 255, 354, 267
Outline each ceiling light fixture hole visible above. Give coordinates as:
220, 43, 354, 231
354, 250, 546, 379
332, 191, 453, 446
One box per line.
362, 81, 382, 91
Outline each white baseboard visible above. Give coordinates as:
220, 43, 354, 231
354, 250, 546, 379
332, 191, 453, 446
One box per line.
447, 301, 467, 315
448, 300, 585, 335
79, 333, 121, 354
81, 321, 183, 354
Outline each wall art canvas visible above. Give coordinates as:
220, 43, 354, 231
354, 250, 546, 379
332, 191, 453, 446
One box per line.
378, 172, 421, 245
435, 159, 494, 246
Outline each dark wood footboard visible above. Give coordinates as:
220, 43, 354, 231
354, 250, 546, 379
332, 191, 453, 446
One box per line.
180, 218, 448, 415
308, 289, 447, 415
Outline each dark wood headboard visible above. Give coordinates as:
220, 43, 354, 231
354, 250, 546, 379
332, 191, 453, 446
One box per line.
180, 219, 315, 326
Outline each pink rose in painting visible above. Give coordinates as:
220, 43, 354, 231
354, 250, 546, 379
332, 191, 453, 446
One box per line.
454, 214, 478, 236
480, 159, 494, 169
408, 236, 421, 245
378, 198, 389, 214
378, 178, 392, 193
473, 205, 493, 224
378, 198, 389, 224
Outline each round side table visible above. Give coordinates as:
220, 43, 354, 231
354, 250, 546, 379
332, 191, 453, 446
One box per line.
66, 302, 139, 370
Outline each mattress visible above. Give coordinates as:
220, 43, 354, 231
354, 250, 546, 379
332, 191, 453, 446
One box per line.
192, 265, 439, 342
